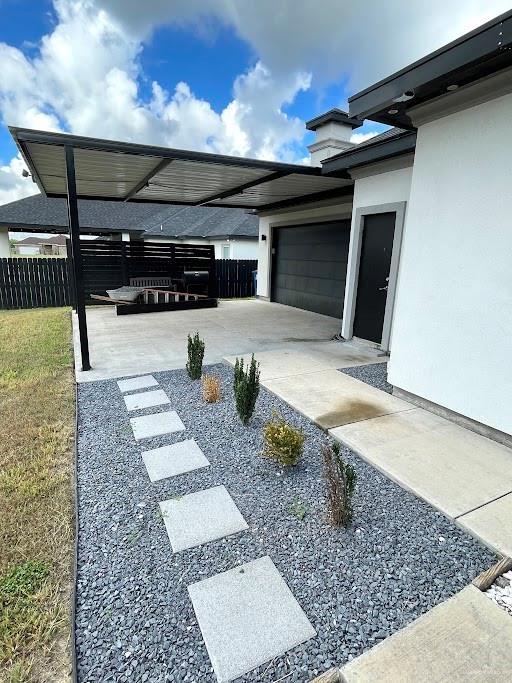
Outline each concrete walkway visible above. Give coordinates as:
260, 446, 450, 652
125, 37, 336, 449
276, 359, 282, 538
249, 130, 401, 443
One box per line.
340, 585, 512, 682
330, 408, 512, 555
225, 348, 512, 558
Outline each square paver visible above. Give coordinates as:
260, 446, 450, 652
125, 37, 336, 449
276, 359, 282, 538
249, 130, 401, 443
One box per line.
159, 485, 248, 552
123, 389, 170, 411
142, 439, 210, 482
117, 374, 158, 392
130, 411, 185, 440
188, 555, 316, 682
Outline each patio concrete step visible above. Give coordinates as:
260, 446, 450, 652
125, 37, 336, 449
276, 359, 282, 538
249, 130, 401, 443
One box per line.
339, 585, 512, 683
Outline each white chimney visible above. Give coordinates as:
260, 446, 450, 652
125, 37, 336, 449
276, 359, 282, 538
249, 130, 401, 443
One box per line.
306, 109, 363, 166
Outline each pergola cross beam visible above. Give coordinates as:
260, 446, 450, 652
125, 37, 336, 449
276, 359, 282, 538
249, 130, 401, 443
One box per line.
195, 170, 289, 206
124, 158, 173, 202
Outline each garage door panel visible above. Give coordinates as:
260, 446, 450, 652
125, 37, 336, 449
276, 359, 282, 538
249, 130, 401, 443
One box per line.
276, 259, 347, 280
271, 220, 350, 318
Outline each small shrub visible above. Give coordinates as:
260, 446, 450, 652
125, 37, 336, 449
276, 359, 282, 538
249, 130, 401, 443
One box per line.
233, 355, 260, 424
289, 498, 308, 521
262, 411, 305, 466
186, 332, 205, 380
322, 440, 357, 527
202, 373, 222, 403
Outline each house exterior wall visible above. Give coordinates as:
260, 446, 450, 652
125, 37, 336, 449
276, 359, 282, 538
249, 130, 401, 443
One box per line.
0, 230, 10, 257
388, 91, 512, 435
341, 163, 413, 341
257, 201, 352, 298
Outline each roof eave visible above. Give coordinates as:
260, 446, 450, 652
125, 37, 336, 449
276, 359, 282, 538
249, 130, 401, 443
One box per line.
321, 131, 416, 175
348, 10, 512, 126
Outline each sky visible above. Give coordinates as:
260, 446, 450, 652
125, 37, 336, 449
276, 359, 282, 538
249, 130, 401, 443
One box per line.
0, 0, 510, 205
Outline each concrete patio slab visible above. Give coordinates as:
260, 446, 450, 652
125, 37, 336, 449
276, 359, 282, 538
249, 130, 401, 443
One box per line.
123, 388, 170, 411
117, 374, 158, 392
223, 344, 385, 381
188, 555, 316, 682
330, 408, 512, 519
142, 439, 209, 482
159, 485, 248, 552
73, 299, 342, 382
340, 585, 512, 682
264, 369, 412, 429
458, 493, 512, 558
130, 410, 185, 441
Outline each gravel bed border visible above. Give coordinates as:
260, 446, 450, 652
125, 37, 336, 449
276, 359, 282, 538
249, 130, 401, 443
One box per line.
339, 362, 392, 393
75, 363, 495, 682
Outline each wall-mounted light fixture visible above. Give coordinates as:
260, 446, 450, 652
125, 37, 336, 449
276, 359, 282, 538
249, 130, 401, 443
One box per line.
261, 234, 267, 241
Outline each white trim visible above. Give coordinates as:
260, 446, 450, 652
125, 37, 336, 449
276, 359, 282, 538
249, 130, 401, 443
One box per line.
342, 202, 406, 352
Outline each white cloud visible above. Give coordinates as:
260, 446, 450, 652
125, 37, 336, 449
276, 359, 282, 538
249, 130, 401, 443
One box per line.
1, 0, 510, 203
0, 156, 39, 206
101, 0, 511, 88
351, 131, 380, 145
0, 0, 312, 202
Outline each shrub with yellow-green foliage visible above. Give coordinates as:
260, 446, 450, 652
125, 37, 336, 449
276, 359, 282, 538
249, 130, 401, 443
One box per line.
262, 412, 305, 467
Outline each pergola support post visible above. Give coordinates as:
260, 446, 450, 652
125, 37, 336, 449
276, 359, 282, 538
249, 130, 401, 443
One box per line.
65, 145, 91, 371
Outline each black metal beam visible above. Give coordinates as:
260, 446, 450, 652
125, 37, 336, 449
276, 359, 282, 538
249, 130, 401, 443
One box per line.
258, 185, 353, 213
348, 9, 512, 124
124, 158, 172, 201
65, 145, 91, 371
195, 170, 289, 206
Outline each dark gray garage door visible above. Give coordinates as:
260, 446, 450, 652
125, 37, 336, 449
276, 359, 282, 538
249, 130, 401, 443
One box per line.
271, 220, 350, 318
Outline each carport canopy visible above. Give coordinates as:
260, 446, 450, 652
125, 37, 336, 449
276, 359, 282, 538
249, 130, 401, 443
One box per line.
10, 127, 352, 371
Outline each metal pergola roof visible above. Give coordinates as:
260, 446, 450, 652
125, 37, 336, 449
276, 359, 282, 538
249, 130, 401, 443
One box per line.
8, 126, 353, 373
10, 127, 352, 211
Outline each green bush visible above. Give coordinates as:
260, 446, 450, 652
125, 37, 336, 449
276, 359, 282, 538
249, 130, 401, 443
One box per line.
322, 440, 357, 527
233, 355, 260, 424
186, 332, 205, 380
262, 411, 305, 466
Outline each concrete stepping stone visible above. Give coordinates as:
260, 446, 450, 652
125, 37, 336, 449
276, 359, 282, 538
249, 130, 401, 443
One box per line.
159, 485, 248, 552
123, 389, 170, 411
130, 411, 185, 441
117, 374, 158, 393
142, 439, 210, 482
188, 555, 316, 682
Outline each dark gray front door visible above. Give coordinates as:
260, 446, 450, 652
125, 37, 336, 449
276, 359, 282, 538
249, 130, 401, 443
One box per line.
353, 212, 396, 343
271, 220, 350, 318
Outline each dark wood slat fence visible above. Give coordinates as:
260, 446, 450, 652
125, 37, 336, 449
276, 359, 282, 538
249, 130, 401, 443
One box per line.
216, 259, 257, 298
0, 245, 257, 309
0, 257, 72, 309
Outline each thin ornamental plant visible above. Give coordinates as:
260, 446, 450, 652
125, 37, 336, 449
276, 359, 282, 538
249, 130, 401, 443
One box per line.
233, 355, 260, 424
322, 440, 357, 527
186, 332, 205, 380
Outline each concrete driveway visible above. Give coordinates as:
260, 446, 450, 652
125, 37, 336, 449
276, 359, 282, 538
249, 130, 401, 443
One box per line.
73, 299, 382, 382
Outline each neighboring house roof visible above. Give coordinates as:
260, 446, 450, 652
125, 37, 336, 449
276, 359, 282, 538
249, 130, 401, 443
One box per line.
16, 234, 67, 246
0, 194, 259, 239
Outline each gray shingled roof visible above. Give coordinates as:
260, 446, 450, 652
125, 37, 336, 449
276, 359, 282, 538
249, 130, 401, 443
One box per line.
0, 194, 259, 239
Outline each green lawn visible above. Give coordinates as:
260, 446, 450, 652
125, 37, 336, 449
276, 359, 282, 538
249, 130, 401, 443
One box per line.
0, 308, 74, 683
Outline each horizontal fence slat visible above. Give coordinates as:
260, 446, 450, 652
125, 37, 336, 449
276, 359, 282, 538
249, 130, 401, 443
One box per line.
0, 244, 257, 309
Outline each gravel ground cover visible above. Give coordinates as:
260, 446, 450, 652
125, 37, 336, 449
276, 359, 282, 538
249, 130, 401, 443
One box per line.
340, 362, 392, 393
76, 363, 495, 683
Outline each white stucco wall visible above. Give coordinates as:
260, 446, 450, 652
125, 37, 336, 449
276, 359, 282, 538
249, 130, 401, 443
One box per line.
257, 201, 352, 298
0, 230, 11, 257
388, 92, 512, 435
341, 163, 413, 341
